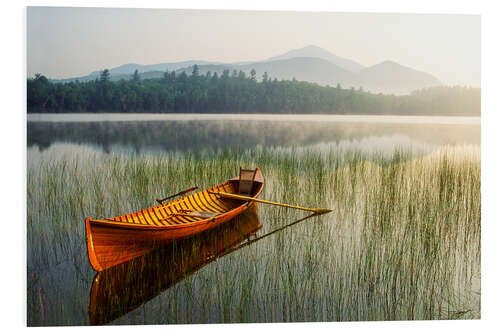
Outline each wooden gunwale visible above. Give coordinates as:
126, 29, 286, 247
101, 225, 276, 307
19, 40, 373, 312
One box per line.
87, 170, 263, 231
85, 168, 263, 271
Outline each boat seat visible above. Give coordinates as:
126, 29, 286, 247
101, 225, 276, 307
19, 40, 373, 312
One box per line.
238, 167, 258, 196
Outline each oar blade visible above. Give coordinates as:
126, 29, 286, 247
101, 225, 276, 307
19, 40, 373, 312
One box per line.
313, 208, 333, 215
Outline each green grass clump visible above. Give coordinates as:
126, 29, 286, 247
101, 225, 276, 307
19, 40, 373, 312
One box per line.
27, 143, 480, 325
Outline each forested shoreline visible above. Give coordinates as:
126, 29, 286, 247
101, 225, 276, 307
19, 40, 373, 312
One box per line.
27, 67, 480, 116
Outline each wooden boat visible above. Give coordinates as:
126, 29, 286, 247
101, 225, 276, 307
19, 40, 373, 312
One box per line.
85, 168, 264, 272
88, 204, 262, 325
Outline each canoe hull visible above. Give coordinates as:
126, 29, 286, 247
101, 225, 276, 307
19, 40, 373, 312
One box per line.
85, 168, 263, 271
88, 204, 262, 325
85, 203, 253, 271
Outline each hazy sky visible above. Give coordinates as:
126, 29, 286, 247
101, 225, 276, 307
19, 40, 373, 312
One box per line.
27, 7, 481, 86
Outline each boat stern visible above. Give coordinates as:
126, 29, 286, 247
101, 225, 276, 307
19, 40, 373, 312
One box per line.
85, 218, 103, 272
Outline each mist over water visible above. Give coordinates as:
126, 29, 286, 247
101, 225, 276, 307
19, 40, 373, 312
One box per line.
27, 114, 480, 156
27, 113, 481, 125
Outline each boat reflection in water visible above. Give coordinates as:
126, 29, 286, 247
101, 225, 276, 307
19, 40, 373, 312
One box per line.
89, 204, 263, 325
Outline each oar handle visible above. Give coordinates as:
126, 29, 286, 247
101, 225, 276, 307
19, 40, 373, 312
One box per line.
157, 186, 198, 204
208, 191, 332, 214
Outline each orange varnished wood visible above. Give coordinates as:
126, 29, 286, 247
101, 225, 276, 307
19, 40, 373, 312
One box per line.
88, 205, 262, 325
85, 168, 264, 271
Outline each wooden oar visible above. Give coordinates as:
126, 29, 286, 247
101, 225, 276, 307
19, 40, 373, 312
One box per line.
156, 186, 198, 204
208, 191, 332, 214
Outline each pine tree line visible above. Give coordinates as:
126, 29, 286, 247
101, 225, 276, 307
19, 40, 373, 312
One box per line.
27, 66, 480, 116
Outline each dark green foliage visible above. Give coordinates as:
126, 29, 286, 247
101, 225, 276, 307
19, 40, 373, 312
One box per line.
132, 69, 140, 82
27, 69, 480, 116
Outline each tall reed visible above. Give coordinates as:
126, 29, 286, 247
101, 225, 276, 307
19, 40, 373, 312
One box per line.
27, 142, 480, 325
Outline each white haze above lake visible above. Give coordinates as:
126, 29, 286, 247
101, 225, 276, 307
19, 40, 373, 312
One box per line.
27, 113, 480, 125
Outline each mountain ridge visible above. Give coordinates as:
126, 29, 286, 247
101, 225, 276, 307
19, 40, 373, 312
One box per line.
49, 45, 441, 95
267, 45, 365, 72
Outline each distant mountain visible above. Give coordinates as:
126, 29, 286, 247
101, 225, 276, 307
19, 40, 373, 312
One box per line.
177, 58, 440, 94
50, 45, 441, 94
358, 61, 441, 94
178, 57, 356, 86
53, 60, 223, 83
267, 45, 365, 72
242, 57, 356, 84
88, 60, 222, 76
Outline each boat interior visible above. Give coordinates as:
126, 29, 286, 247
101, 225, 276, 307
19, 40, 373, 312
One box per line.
101, 168, 263, 227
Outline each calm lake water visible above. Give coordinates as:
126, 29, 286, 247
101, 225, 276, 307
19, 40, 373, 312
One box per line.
28, 113, 480, 154
27, 113, 481, 325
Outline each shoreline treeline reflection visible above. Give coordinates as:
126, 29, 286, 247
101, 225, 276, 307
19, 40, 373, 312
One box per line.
27, 120, 480, 153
